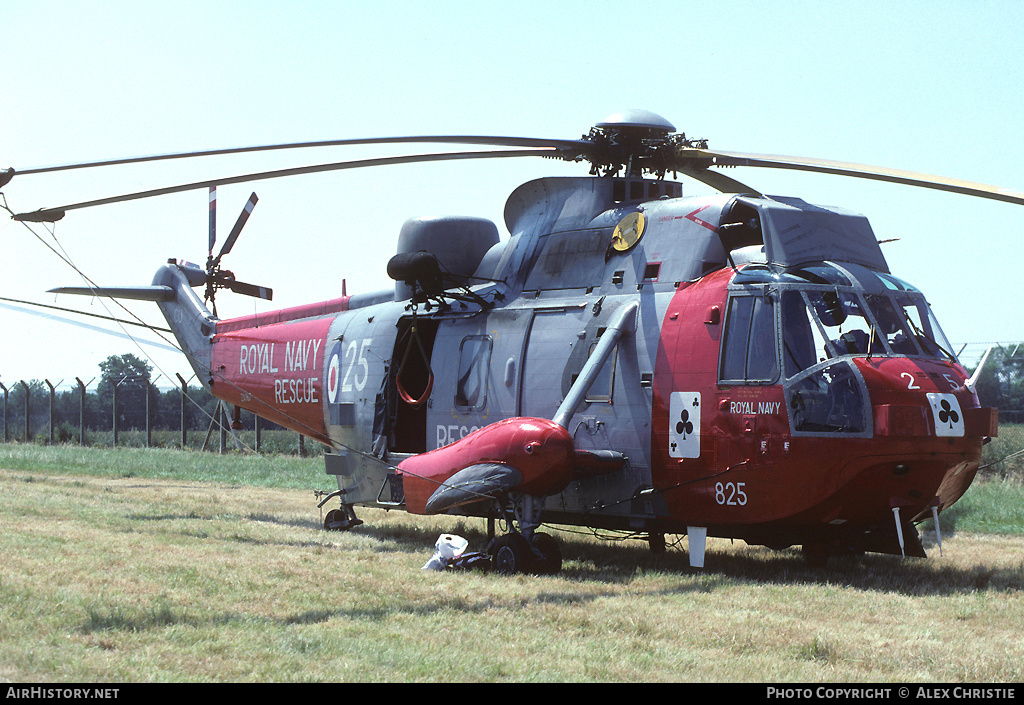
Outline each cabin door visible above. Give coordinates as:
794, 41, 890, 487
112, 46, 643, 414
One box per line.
426, 309, 532, 450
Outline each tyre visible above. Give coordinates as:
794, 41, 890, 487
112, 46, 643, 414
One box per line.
491, 533, 533, 575
529, 532, 562, 575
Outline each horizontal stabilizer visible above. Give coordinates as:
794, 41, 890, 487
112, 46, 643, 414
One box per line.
48, 285, 175, 302
425, 463, 522, 514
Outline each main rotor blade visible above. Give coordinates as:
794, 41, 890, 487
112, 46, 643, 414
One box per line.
12, 136, 586, 177
12, 148, 561, 222
208, 186, 217, 255
675, 148, 1024, 206
47, 285, 176, 302
0, 295, 171, 332
673, 165, 764, 197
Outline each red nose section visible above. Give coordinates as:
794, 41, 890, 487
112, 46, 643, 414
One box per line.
398, 417, 575, 514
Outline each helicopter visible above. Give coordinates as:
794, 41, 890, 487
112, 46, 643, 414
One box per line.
5, 109, 1021, 574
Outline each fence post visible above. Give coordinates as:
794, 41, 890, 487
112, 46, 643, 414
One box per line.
20, 381, 29, 442
176, 373, 188, 449
45, 380, 58, 444
219, 403, 227, 454
76, 378, 86, 445
146, 377, 157, 448
112, 380, 119, 447
0, 382, 7, 443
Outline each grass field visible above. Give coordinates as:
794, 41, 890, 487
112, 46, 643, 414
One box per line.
1, 443, 1022, 683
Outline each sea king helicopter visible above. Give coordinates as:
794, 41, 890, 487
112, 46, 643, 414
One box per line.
5, 110, 1021, 574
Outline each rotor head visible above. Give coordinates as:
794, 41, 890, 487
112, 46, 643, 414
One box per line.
580, 110, 708, 178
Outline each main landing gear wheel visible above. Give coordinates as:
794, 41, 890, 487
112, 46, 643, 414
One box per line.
802, 543, 830, 568
489, 533, 563, 575
491, 534, 533, 575
529, 532, 562, 575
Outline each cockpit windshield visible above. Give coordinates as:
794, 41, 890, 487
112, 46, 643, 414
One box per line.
778, 266, 956, 379
725, 261, 957, 437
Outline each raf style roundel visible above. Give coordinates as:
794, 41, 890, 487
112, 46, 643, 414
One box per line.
327, 342, 343, 404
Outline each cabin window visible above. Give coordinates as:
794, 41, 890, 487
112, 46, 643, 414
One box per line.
720, 295, 778, 384
455, 335, 492, 411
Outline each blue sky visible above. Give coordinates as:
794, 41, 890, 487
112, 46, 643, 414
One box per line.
2, 0, 1023, 388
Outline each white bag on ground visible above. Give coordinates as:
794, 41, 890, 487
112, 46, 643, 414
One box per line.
422, 533, 469, 570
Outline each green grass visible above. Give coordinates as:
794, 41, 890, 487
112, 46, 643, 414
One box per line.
934, 475, 1024, 536
4, 441, 1021, 535
1, 443, 1022, 682
0, 441, 330, 491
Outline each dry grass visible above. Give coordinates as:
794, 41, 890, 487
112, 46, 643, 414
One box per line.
1, 468, 1022, 683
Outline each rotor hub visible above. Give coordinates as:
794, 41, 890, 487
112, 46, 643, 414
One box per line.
581, 110, 707, 178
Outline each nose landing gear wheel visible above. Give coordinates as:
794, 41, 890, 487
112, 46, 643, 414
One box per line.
489, 532, 563, 575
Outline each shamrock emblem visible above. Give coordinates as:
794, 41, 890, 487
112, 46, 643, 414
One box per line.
938, 399, 959, 429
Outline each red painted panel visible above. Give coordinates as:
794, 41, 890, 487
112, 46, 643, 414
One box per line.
399, 417, 575, 515
652, 270, 991, 540
209, 317, 334, 443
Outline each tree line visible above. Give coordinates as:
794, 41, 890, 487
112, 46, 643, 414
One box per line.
971, 345, 1024, 419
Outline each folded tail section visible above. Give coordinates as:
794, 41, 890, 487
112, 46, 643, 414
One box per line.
50, 261, 217, 389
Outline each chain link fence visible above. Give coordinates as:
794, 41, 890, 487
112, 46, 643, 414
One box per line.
0, 376, 316, 455
959, 342, 1024, 481
980, 409, 1024, 480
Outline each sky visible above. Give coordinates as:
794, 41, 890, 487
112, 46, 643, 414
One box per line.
2, 0, 1023, 391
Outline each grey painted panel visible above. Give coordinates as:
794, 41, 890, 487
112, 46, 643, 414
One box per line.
515, 295, 663, 519
322, 302, 402, 506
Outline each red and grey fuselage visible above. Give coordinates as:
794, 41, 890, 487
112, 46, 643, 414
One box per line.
168, 175, 993, 558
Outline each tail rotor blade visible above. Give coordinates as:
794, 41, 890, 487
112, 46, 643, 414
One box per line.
216, 192, 257, 262
208, 186, 217, 256
224, 278, 273, 300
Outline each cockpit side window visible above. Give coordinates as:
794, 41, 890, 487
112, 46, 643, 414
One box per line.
781, 290, 871, 435
720, 295, 778, 384
782, 291, 825, 377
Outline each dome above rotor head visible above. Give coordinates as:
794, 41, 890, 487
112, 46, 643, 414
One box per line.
595, 110, 676, 133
